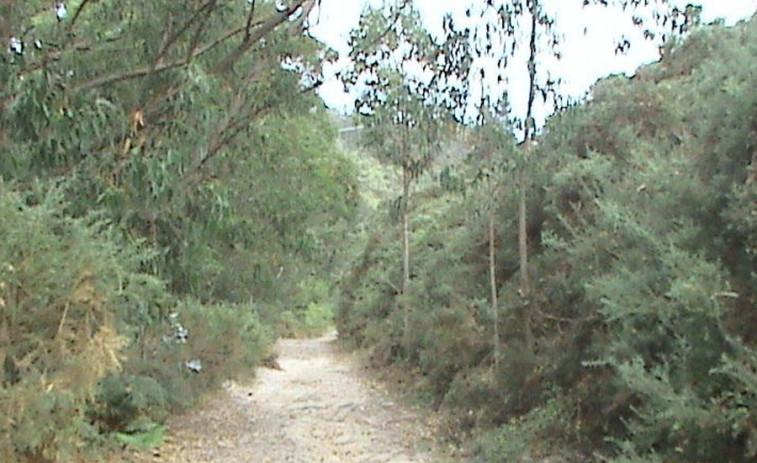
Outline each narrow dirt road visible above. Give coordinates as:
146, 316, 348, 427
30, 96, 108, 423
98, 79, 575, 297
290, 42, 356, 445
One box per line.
128, 333, 459, 463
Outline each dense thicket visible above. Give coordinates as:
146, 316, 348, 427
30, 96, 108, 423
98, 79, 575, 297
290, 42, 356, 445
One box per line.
1, 1, 354, 461
337, 15, 757, 462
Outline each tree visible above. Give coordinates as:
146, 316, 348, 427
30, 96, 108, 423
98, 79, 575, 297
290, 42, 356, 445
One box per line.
0, 0, 353, 303
456, 0, 694, 352
0, 3, 361, 457
343, 1, 470, 356
467, 117, 517, 369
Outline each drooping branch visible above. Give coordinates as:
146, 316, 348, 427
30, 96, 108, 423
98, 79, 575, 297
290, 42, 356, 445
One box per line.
68, 0, 93, 31
215, 0, 314, 73
191, 78, 324, 177
72, 25, 247, 92
70, 2, 315, 93
185, 1, 219, 64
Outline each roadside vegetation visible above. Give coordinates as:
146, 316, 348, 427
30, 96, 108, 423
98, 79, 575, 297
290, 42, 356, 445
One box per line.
1, 1, 352, 461
3, 1, 757, 462
336, 11, 757, 463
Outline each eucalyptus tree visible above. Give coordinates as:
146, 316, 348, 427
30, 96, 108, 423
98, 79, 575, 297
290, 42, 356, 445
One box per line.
456, 0, 696, 352
466, 116, 517, 369
1, 0, 323, 172
342, 0, 470, 355
0, 0, 352, 302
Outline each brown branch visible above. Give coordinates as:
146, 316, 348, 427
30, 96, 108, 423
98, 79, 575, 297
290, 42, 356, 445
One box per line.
215, 0, 312, 73
73, 25, 246, 92
68, 0, 93, 31
184, 79, 323, 185
154, 0, 218, 68
291, 0, 318, 34
18, 38, 102, 76
1, 39, 97, 109
244, 0, 257, 41
185, 1, 218, 63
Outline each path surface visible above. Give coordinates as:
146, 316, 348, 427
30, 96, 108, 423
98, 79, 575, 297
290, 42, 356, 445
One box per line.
127, 333, 459, 463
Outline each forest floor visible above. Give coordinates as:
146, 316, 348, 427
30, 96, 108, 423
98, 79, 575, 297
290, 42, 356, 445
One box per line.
117, 332, 464, 463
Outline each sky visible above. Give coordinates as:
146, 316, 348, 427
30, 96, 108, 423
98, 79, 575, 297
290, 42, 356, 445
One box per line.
308, 0, 757, 124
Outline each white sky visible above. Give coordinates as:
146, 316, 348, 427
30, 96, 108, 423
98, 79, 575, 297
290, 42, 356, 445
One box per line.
309, 0, 757, 124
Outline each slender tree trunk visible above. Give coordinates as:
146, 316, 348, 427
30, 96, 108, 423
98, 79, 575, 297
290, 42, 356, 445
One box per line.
402, 165, 412, 356
489, 212, 500, 369
518, 0, 538, 353
518, 169, 534, 351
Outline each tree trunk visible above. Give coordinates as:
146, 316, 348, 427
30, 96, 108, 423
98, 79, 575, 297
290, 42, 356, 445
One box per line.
518, 169, 534, 351
402, 166, 412, 356
518, 0, 538, 353
489, 213, 500, 368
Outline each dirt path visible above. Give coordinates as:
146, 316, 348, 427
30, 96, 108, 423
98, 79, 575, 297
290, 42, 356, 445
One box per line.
129, 333, 459, 463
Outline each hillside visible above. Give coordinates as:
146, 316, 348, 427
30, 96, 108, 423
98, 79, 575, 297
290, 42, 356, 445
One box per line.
336, 14, 757, 462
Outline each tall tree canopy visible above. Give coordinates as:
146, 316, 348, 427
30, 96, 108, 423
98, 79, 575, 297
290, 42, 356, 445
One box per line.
341, 0, 471, 355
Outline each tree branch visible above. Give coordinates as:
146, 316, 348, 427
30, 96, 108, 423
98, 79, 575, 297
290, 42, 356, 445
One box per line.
214, 0, 312, 73
244, 0, 257, 41
185, 1, 218, 64
153, 0, 218, 68
73, 25, 246, 92
68, 0, 93, 31
184, 79, 323, 185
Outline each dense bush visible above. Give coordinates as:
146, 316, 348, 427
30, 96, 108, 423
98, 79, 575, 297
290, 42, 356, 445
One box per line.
0, 189, 136, 461
0, 1, 356, 461
0, 188, 274, 462
337, 16, 757, 462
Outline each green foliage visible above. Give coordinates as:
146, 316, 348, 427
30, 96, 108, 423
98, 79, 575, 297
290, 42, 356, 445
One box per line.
0, 187, 276, 461
474, 394, 576, 462
277, 275, 338, 337
0, 188, 133, 461
0, 1, 357, 460
115, 424, 167, 450
337, 15, 757, 463
92, 374, 168, 433
1, 0, 356, 307
120, 299, 273, 412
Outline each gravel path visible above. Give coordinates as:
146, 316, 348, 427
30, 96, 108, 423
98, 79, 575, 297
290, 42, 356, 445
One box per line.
123, 333, 458, 463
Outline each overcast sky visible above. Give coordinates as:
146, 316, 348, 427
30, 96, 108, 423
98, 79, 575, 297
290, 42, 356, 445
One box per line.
309, 0, 757, 124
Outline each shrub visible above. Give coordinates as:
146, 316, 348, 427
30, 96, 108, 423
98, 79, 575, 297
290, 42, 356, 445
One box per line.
0, 188, 275, 461
90, 374, 168, 432
0, 189, 130, 461
117, 299, 273, 414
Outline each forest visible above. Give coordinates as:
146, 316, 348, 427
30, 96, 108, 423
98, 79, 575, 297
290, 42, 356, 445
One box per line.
1, 0, 756, 462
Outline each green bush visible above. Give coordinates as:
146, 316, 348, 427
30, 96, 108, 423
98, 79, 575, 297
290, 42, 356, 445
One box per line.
474, 394, 575, 462
0, 189, 131, 461
90, 374, 168, 433
338, 16, 757, 463
0, 188, 275, 461
118, 299, 272, 413
416, 302, 488, 400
